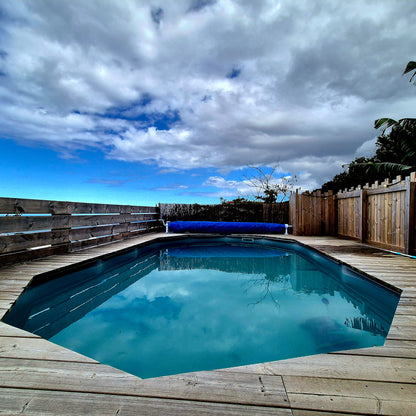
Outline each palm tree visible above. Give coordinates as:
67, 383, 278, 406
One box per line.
367, 61, 416, 176
367, 118, 416, 176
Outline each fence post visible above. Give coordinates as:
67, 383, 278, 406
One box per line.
289, 190, 299, 235
359, 189, 367, 243
49, 202, 71, 251
315, 190, 322, 234
289, 193, 294, 232
296, 191, 301, 235
328, 190, 337, 236
404, 173, 416, 254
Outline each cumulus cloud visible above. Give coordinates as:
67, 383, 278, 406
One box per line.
355, 137, 377, 159
204, 176, 242, 188
0, 0, 415, 189
202, 175, 251, 198
202, 171, 302, 200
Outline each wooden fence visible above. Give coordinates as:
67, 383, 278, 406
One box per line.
0, 197, 161, 265
160, 202, 289, 224
289, 173, 416, 254
289, 190, 337, 236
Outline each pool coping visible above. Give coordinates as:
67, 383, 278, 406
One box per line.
1, 232, 415, 415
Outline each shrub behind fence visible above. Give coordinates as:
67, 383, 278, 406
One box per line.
160, 202, 289, 224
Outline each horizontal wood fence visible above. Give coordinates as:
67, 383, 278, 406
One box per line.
289, 173, 416, 254
160, 202, 289, 224
0, 197, 161, 265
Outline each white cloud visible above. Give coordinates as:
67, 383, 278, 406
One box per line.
0, 0, 415, 190
203, 176, 240, 189
202, 172, 302, 199
202, 175, 251, 198
355, 137, 377, 159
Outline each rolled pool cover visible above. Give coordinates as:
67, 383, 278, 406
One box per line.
167, 221, 286, 234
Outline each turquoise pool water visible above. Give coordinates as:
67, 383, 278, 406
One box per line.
3, 237, 400, 379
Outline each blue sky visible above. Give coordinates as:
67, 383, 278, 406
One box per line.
0, 0, 415, 206
0, 138, 238, 205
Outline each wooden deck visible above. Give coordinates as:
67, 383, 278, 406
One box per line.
0, 233, 415, 415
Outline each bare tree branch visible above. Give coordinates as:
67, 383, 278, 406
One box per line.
243, 165, 297, 203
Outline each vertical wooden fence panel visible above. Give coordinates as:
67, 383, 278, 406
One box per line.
336, 190, 360, 239
404, 174, 416, 254
289, 190, 336, 236
365, 183, 407, 252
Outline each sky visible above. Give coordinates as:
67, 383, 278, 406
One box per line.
0, 0, 415, 206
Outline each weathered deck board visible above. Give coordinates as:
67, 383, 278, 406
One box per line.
135, 370, 289, 407
0, 323, 40, 338
330, 345, 416, 358
0, 358, 289, 408
0, 234, 415, 415
0, 336, 98, 363
220, 354, 416, 383
284, 375, 416, 416
288, 392, 413, 416
292, 412, 357, 416
0, 388, 291, 416
284, 375, 416, 401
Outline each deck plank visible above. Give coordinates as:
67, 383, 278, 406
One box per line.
288, 392, 414, 416
330, 345, 416, 358
0, 388, 291, 416
284, 374, 416, 400
0, 357, 143, 393
220, 353, 416, 383
284, 375, 416, 415
0, 336, 98, 363
139, 370, 290, 407
292, 411, 360, 416
0, 322, 40, 338
0, 358, 289, 408
387, 325, 416, 340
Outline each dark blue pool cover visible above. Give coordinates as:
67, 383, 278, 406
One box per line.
168, 221, 286, 234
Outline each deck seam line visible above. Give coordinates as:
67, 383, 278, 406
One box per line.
0, 356, 99, 364
280, 374, 293, 413
216, 371, 416, 385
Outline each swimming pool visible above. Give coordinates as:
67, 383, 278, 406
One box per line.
3, 236, 400, 379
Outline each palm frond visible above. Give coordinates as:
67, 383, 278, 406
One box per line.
367, 161, 413, 174
402, 61, 416, 75
350, 161, 413, 175
374, 117, 415, 136
403, 61, 416, 84
374, 118, 399, 130
401, 141, 416, 163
